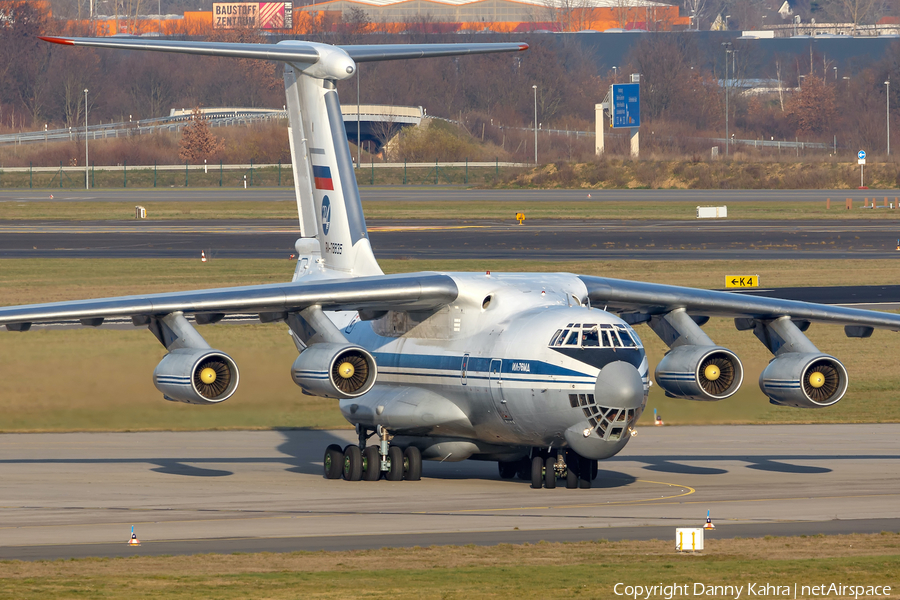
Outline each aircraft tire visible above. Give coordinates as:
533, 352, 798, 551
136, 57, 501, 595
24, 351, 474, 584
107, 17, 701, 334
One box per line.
591, 460, 599, 481
544, 456, 557, 489
530, 456, 544, 489
386, 446, 404, 481
404, 446, 422, 481
324, 444, 343, 479
342, 444, 363, 481
578, 456, 592, 489
498, 461, 517, 479
565, 449, 579, 489
362, 445, 381, 481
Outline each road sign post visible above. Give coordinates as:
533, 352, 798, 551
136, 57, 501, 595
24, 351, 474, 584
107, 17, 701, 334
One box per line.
858, 150, 867, 189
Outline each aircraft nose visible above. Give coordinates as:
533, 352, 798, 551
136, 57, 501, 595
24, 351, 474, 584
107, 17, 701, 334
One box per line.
594, 360, 644, 409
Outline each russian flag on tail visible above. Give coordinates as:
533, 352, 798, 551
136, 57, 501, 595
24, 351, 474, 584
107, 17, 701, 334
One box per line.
313, 165, 334, 190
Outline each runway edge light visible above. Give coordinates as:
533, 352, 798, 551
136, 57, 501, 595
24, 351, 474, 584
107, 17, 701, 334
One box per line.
704, 510, 715, 530
128, 525, 141, 546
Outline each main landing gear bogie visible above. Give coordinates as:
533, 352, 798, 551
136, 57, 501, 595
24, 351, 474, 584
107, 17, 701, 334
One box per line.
323, 425, 421, 482
501, 450, 598, 490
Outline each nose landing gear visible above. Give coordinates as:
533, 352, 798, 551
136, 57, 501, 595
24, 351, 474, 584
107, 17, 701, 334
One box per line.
521, 449, 597, 489
322, 425, 422, 482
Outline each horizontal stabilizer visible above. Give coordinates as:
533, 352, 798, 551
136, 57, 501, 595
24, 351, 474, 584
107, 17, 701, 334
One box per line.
39, 36, 320, 64
39, 37, 527, 68
340, 43, 528, 62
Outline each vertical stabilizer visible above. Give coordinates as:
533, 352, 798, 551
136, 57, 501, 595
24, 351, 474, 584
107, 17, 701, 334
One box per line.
284, 55, 382, 277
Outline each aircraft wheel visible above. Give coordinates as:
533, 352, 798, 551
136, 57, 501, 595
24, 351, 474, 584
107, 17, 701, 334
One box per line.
544, 456, 557, 489
386, 446, 404, 481
362, 445, 381, 481
578, 456, 592, 489
324, 444, 343, 479
498, 461, 517, 479
591, 460, 599, 481
342, 444, 362, 481
565, 449, 579, 489
404, 446, 422, 481
530, 456, 544, 489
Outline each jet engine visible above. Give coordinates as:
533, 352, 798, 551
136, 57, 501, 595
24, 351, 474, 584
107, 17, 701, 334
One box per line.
291, 343, 377, 399
654, 345, 743, 401
154, 348, 240, 405
759, 353, 848, 408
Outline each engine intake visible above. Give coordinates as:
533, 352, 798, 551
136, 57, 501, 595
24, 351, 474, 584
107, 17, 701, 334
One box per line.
154, 348, 239, 405
291, 343, 377, 399
760, 353, 847, 408
655, 345, 743, 401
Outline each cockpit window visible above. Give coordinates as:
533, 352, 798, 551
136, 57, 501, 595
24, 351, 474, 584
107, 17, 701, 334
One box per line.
607, 330, 622, 347
615, 325, 637, 347
549, 323, 641, 348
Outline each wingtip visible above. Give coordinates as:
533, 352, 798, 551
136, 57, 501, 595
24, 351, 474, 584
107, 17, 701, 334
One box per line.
519, 43, 529, 51
39, 36, 74, 45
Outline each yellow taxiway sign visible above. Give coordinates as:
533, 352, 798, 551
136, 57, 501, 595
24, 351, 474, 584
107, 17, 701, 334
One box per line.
725, 275, 759, 288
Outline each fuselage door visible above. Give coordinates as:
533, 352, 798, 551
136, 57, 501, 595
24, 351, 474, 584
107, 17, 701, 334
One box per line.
489, 359, 513, 421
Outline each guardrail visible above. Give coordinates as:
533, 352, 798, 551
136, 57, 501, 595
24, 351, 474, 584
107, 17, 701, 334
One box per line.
0, 111, 287, 147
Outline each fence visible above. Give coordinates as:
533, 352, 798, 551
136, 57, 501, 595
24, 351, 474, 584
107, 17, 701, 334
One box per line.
0, 160, 530, 189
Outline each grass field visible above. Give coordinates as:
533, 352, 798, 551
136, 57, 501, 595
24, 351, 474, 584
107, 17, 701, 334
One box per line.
0, 534, 897, 599
2, 258, 900, 432
2, 198, 900, 221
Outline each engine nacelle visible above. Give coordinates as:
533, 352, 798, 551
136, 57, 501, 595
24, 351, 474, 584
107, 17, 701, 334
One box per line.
154, 348, 240, 405
655, 345, 743, 401
759, 353, 848, 408
291, 343, 377, 399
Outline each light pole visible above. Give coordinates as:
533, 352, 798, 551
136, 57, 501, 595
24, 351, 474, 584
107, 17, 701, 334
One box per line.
532, 84, 538, 165
833, 66, 838, 80
722, 42, 732, 156
84, 88, 89, 190
357, 66, 361, 167
886, 80, 891, 156
612, 66, 618, 80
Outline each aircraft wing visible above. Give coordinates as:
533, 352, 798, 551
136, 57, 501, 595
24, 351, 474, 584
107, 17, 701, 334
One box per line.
580, 276, 900, 332
0, 272, 458, 330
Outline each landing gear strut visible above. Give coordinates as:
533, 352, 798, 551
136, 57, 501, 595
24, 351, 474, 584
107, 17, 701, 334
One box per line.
517, 448, 597, 489
322, 425, 421, 482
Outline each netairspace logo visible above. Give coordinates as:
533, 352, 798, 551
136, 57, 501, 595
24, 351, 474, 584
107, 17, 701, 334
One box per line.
613, 582, 893, 600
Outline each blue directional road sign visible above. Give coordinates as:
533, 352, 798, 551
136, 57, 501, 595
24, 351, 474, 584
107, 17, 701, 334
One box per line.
859, 150, 867, 160
611, 83, 640, 129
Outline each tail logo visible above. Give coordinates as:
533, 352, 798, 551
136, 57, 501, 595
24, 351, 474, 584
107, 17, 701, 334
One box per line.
321, 196, 332, 235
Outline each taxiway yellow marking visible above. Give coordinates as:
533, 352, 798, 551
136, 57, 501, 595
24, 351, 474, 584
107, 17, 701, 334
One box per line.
417, 479, 696, 514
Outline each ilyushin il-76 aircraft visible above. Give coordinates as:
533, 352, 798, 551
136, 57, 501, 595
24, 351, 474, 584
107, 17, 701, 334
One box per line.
5, 35, 900, 491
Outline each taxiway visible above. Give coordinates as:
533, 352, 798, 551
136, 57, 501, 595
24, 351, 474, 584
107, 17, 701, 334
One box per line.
1, 425, 897, 560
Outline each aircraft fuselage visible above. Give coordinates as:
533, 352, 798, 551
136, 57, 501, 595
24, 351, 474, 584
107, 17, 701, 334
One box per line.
334, 272, 650, 461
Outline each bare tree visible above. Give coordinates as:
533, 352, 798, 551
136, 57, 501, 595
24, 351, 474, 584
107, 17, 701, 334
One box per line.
179, 107, 224, 163
684, 0, 707, 30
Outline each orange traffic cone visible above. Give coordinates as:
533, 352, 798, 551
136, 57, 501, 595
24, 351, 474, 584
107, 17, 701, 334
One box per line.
201, 251, 207, 263
703, 510, 715, 530
128, 525, 141, 546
